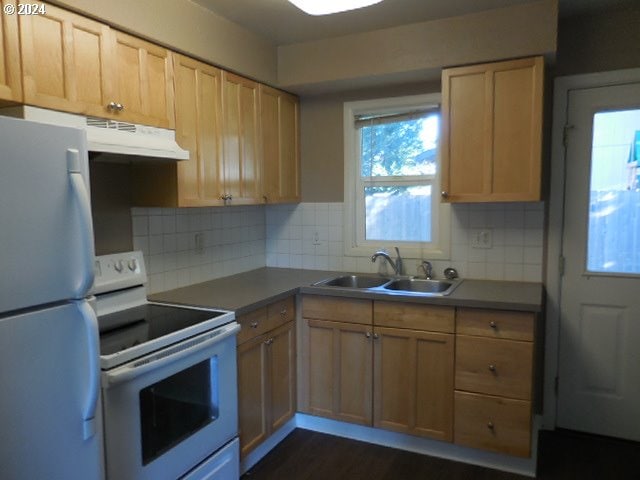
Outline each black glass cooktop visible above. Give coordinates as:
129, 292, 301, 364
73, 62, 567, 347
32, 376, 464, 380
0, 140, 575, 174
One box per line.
99, 304, 225, 356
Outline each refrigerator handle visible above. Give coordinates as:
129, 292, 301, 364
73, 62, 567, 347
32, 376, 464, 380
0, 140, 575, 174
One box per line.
77, 300, 100, 440
67, 149, 95, 296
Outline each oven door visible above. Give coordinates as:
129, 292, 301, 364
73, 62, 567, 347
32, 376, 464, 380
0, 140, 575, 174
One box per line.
101, 322, 239, 480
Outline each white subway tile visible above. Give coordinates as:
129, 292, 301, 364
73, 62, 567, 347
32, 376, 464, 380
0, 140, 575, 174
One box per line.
149, 215, 163, 235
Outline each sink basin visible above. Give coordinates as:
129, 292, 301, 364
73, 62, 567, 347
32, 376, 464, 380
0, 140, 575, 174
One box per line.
383, 278, 459, 296
313, 275, 391, 289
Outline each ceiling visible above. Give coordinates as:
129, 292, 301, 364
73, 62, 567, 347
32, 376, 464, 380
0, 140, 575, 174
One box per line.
192, 0, 636, 46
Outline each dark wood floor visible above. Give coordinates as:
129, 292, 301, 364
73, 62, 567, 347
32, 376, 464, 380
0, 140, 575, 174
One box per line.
242, 428, 640, 479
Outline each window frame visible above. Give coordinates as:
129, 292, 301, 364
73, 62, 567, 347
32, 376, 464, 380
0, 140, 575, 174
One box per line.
343, 93, 451, 260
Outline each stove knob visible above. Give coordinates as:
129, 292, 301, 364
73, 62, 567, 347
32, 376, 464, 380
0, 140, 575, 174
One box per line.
128, 259, 138, 272
114, 260, 124, 273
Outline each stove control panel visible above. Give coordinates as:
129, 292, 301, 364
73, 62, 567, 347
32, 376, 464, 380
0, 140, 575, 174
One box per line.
92, 251, 147, 295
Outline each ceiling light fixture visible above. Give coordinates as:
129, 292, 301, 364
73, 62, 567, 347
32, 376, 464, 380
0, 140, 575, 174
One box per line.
288, 0, 384, 16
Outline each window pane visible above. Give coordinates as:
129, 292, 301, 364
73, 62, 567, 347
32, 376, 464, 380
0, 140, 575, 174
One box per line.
365, 185, 432, 242
587, 109, 640, 274
360, 114, 438, 177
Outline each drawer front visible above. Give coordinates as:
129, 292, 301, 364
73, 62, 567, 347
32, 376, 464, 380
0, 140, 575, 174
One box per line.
455, 335, 533, 399
454, 391, 532, 457
267, 296, 295, 329
302, 295, 372, 325
374, 301, 454, 333
456, 308, 535, 341
236, 307, 269, 345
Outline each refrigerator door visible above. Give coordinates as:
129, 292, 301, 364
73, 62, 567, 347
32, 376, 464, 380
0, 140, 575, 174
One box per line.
0, 300, 103, 480
0, 116, 94, 313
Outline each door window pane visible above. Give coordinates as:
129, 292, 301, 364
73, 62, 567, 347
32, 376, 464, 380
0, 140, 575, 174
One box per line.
587, 109, 640, 274
364, 185, 432, 242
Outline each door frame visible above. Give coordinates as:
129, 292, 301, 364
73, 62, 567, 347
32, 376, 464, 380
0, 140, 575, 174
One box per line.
544, 67, 640, 430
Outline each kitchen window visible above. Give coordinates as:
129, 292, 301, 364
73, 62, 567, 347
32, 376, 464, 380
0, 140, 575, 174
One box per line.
344, 94, 450, 260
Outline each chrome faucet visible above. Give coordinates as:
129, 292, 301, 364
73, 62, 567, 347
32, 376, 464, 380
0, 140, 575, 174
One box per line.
419, 260, 433, 279
371, 247, 403, 276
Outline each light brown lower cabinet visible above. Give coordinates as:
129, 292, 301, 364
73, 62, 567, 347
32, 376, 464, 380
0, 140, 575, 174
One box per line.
306, 318, 373, 425
373, 326, 454, 441
237, 297, 296, 458
454, 307, 537, 457
302, 295, 455, 442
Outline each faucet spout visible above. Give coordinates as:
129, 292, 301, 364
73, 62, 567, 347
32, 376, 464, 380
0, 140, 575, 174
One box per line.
371, 247, 403, 276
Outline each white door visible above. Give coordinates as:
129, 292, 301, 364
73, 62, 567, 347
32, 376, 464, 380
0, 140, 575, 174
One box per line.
557, 82, 640, 441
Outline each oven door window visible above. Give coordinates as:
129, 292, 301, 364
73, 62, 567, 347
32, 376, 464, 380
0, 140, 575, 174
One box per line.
139, 356, 219, 465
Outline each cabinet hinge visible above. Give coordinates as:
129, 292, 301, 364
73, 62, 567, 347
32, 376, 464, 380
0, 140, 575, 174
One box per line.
562, 124, 574, 149
559, 255, 565, 276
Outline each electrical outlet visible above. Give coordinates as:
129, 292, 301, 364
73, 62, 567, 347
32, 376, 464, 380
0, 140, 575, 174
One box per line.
471, 228, 492, 249
195, 232, 204, 254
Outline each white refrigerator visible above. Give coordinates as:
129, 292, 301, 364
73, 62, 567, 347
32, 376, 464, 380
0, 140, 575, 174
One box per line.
0, 116, 103, 479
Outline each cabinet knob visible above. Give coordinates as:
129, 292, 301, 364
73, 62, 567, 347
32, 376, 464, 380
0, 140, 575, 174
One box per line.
489, 321, 497, 329
107, 101, 118, 110
488, 364, 496, 373
116, 103, 124, 111
250, 321, 259, 329
373, 333, 380, 340
441, 191, 449, 199
265, 338, 274, 346
487, 421, 495, 430
280, 308, 287, 316
365, 332, 371, 338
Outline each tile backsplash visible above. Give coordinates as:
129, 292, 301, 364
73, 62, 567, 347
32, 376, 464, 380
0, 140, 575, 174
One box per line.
265, 202, 545, 282
130, 201, 544, 294
131, 206, 266, 294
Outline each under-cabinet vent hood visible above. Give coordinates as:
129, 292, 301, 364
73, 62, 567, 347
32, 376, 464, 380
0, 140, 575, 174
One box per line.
0, 106, 189, 161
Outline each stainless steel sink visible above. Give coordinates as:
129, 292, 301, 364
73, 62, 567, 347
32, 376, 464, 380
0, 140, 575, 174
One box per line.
382, 278, 460, 296
313, 275, 391, 289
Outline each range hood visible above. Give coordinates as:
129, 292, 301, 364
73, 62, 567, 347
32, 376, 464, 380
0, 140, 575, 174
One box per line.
0, 106, 189, 161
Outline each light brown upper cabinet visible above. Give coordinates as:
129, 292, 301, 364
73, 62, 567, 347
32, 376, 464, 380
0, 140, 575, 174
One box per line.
20, 3, 174, 128
132, 54, 225, 207
260, 85, 300, 204
109, 30, 175, 128
221, 72, 262, 205
0, 1, 22, 103
441, 56, 544, 202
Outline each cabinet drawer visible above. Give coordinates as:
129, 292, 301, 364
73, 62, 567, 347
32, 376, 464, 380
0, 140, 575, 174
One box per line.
456, 308, 535, 341
454, 391, 531, 457
267, 296, 295, 329
302, 295, 372, 325
236, 307, 269, 345
374, 301, 454, 333
455, 335, 533, 399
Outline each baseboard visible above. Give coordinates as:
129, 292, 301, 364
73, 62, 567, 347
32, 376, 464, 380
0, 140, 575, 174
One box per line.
239, 418, 297, 475
240, 414, 541, 477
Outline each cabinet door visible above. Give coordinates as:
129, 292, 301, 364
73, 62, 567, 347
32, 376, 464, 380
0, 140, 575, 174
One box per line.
268, 321, 296, 432
222, 72, 261, 204
306, 319, 372, 425
111, 30, 175, 128
173, 54, 224, 206
260, 85, 300, 204
441, 56, 543, 202
373, 326, 454, 441
20, 3, 112, 116
237, 333, 269, 458
0, 1, 22, 102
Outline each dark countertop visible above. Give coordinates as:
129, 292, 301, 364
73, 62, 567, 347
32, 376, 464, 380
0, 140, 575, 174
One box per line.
149, 267, 544, 315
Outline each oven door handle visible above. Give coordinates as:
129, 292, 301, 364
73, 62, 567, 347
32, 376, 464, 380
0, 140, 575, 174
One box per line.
102, 322, 240, 388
